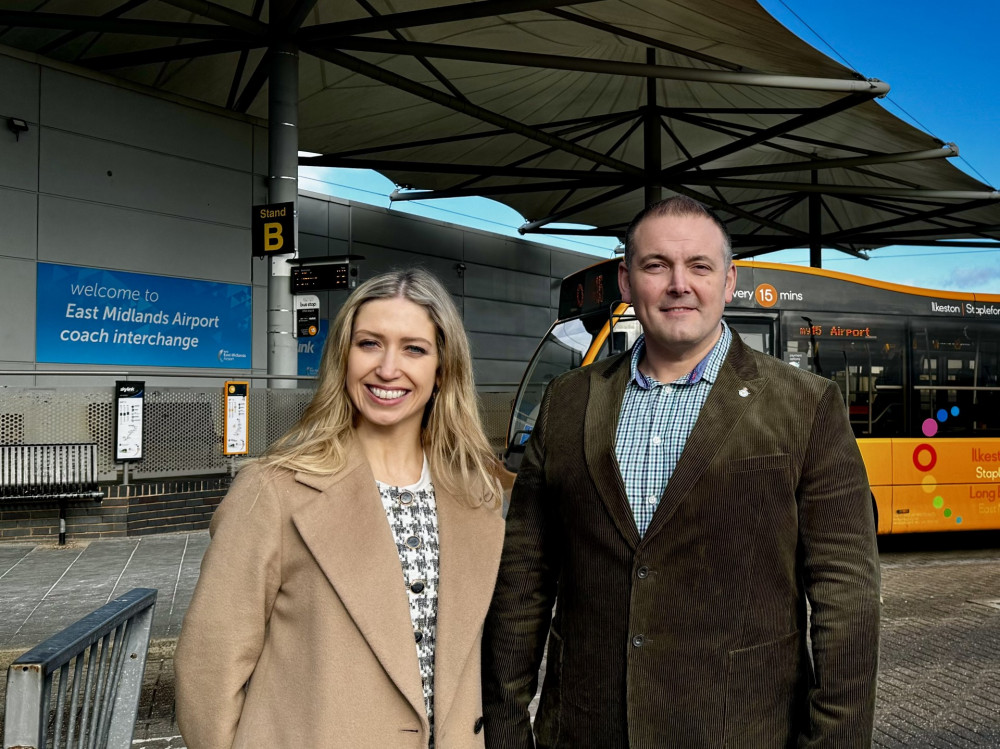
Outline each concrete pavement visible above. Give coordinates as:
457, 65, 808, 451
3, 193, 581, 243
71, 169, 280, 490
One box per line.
2, 531, 1000, 747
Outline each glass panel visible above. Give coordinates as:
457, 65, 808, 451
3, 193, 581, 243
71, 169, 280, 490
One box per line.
782, 314, 905, 437
911, 321, 1000, 437
507, 317, 599, 446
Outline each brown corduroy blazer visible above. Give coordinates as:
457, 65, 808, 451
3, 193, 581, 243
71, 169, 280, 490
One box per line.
482, 333, 880, 749
175, 439, 505, 749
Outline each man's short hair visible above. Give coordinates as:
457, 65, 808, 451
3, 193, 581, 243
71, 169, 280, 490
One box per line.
623, 195, 733, 268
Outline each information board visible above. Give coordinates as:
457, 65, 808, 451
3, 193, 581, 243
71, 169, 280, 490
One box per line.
224, 381, 249, 456
115, 381, 144, 461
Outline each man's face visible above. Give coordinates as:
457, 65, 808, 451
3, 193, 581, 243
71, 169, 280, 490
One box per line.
618, 212, 736, 365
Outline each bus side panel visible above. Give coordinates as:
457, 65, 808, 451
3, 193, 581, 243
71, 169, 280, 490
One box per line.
890, 438, 1000, 533
857, 439, 892, 535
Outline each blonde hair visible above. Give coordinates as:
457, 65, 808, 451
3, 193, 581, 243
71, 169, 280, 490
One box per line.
263, 268, 501, 506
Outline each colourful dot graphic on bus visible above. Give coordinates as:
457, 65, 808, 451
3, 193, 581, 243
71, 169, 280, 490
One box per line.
912, 444, 937, 471
915, 404, 963, 524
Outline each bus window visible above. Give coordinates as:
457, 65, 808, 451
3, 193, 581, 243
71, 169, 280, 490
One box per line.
726, 316, 776, 356
911, 321, 1000, 436
782, 315, 905, 438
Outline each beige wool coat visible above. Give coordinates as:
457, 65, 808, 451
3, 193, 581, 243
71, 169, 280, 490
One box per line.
175, 440, 505, 749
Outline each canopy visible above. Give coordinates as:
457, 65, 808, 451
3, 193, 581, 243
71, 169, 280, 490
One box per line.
3, 0, 998, 258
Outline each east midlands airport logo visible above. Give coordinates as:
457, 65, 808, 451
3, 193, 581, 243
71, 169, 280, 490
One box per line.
218, 349, 248, 363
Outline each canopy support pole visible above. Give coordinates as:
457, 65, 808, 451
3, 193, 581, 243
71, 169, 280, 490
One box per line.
809, 170, 822, 267
644, 48, 662, 207
267, 39, 299, 389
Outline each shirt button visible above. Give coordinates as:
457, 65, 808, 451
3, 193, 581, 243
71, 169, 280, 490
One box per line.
632, 634, 645, 648
651, 436, 661, 446
646, 495, 657, 505
410, 580, 425, 594
414, 631, 423, 643
636, 566, 650, 579
663, 385, 672, 394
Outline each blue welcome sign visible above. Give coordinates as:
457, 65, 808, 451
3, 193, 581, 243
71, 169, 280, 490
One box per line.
37, 263, 252, 368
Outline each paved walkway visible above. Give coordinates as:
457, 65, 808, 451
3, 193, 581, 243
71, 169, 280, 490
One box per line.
2, 531, 999, 747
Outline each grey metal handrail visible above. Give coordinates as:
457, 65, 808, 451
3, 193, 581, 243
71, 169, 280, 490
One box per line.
4, 588, 157, 749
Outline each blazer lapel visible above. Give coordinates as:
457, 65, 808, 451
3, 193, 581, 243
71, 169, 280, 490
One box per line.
643, 334, 768, 543
584, 354, 642, 549
433, 478, 505, 727
291, 442, 426, 725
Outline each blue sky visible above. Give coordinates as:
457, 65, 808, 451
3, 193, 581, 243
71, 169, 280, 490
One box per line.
301, 0, 1000, 294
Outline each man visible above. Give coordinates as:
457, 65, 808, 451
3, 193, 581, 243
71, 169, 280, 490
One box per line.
482, 196, 880, 749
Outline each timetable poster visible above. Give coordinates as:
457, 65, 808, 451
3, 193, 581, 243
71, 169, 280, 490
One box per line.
224, 381, 249, 456
115, 381, 145, 461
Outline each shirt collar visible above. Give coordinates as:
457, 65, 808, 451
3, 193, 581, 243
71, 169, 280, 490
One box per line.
628, 321, 732, 390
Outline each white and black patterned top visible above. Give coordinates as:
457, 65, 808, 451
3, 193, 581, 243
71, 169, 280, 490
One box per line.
376, 457, 440, 746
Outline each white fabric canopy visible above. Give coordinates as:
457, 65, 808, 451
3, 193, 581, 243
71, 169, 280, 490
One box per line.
3, 0, 997, 256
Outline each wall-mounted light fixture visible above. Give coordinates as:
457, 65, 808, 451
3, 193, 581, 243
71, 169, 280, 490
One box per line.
6, 117, 28, 141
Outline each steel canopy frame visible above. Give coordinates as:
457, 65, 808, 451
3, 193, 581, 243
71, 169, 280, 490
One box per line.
0, 0, 998, 262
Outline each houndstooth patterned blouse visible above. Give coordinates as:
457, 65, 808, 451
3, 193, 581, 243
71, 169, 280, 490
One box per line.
376, 456, 440, 746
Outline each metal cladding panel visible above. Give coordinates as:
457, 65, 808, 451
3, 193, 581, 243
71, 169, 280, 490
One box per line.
0, 257, 35, 362
39, 129, 251, 227
0, 117, 38, 192
468, 331, 543, 363
551, 249, 602, 280
348, 242, 463, 294
462, 263, 551, 307
298, 232, 329, 258
41, 69, 253, 172
0, 186, 37, 259
463, 297, 551, 336
329, 202, 350, 241
351, 206, 463, 259
298, 195, 329, 236
0, 54, 39, 121
462, 233, 550, 276
473, 358, 532, 389
37, 196, 250, 284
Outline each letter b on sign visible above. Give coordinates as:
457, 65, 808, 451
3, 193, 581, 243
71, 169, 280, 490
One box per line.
252, 202, 295, 256
264, 222, 283, 252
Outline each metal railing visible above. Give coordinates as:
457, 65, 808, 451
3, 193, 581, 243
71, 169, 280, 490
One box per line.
3, 588, 157, 749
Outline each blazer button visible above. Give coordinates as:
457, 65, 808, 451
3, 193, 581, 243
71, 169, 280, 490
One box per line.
414, 631, 423, 643
632, 634, 645, 648
474, 716, 484, 734
636, 566, 650, 579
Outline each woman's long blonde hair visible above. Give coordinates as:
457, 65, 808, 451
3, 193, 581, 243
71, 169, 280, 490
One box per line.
263, 268, 501, 506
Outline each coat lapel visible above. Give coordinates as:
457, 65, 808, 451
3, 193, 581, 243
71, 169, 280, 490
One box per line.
584, 354, 642, 549
433, 478, 505, 726
291, 443, 427, 726
643, 334, 769, 543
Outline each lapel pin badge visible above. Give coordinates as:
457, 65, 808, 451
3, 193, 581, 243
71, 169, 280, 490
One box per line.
738, 387, 749, 398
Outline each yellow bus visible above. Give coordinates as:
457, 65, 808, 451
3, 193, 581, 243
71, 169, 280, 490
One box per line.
505, 259, 1000, 535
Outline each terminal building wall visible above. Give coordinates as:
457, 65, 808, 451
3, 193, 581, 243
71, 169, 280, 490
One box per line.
0, 49, 595, 540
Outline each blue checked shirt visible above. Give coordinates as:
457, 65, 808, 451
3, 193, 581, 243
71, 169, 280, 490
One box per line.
614, 323, 732, 537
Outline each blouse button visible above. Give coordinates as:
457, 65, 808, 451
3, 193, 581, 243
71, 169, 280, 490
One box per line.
410, 580, 426, 594
405, 535, 422, 549
414, 631, 423, 643
398, 490, 414, 505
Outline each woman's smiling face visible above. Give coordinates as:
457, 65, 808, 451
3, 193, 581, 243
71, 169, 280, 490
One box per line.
346, 297, 440, 438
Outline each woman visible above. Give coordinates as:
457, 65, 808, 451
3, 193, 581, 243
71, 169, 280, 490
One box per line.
175, 269, 504, 748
